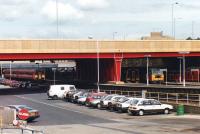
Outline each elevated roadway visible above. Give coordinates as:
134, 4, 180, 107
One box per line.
1, 39, 200, 82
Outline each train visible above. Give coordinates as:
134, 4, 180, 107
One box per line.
3, 69, 45, 81
1, 69, 46, 88
122, 68, 165, 83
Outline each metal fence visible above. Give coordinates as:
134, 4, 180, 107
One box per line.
100, 89, 200, 107
0, 128, 44, 134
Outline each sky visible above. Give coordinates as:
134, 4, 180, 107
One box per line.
0, 0, 200, 39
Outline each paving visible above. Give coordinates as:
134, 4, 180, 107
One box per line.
0, 88, 200, 134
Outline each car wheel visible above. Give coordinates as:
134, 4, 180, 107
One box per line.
97, 103, 101, 109
128, 109, 133, 115
138, 110, 144, 116
53, 95, 58, 100
164, 108, 170, 114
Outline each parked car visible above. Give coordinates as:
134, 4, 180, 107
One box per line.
65, 90, 80, 102
109, 95, 127, 111
47, 84, 76, 99
99, 94, 124, 109
70, 90, 87, 103
116, 97, 139, 113
77, 92, 90, 105
85, 92, 107, 107
128, 98, 173, 116
8, 105, 40, 121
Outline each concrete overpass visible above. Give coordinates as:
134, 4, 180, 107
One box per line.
1, 40, 200, 82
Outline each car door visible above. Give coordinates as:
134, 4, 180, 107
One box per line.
150, 100, 162, 113
58, 86, 65, 98
139, 100, 153, 113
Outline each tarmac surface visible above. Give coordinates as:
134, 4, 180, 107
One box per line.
0, 87, 200, 134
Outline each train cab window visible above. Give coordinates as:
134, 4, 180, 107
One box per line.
61, 87, 64, 90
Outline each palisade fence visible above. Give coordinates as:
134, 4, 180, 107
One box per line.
98, 89, 200, 107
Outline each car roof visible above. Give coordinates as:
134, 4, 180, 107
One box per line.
8, 105, 27, 108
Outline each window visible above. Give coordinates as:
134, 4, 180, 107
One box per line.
70, 86, 75, 90
140, 100, 151, 105
61, 87, 64, 90
150, 100, 161, 105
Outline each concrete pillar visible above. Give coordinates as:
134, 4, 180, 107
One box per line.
114, 57, 123, 82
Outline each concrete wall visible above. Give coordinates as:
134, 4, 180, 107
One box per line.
0, 106, 15, 126
0, 40, 200, 53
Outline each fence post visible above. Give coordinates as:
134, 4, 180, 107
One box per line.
187, 93, 189, 105
121, 90, 123, 95
176, 93, 178, 104
158, 92, 160, 101
127, 91, 130, 97
199, 95, 200, 107
166, 93, 168, 102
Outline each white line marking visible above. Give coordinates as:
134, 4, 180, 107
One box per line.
14, 95, 86, 115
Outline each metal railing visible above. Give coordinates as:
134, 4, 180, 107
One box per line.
0, 128, 44, 134
100, 89, 200, 106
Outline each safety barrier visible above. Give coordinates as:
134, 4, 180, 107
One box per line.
100, 89, 200, 107
0, 128, 44, 134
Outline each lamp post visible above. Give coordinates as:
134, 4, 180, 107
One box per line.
174, 18, 182, 39
56, 0, 59, 38
144, 55, 151, 86
192, 21, 195, 39
9, 61, 12, 80
179, 52, 190, 87
88, 36, 100, 92
171, 2, 179, 37
113, 32, 117, 40
177, 57, 182, 83
0, 63, 2, 78
96, 40, 100, 92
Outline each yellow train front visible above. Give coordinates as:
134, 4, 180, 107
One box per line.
149, 68, 165, 83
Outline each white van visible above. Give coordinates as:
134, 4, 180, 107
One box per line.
47, 85, 76, 99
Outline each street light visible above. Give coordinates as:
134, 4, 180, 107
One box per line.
177, 57, 182, 83
88, 36, 100, 92
52, 68, 56, 85
179, 51, 190, 87
9, 61, 12, 80
56, 0, 59, 38
174, 17, 182, 38
144, 55, 151, 86
171, 2, 179, 37
192, 21, 195, 39
113, 32, 117, 40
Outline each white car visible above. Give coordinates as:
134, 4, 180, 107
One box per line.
77, 92, 89, 105
47, 84, 76, 99
99, 94, 124, 109
128, 98, 173, 116
116, 97, 138, 112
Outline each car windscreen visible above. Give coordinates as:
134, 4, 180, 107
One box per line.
119, 97, 129, 103
18, 106, 33, 111
130, 99, 139, 106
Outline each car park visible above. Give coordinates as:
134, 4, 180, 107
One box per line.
47, 84, 76, 99
128, 98, 173, 116
8, 105, 40, 122
85, 92, 107, 107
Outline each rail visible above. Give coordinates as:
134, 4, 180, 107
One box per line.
99, 89, 200, 107
0, 127, 44, 134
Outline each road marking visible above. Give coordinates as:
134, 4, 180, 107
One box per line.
14, 95, 87, 115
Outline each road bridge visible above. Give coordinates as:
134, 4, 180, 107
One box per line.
1, 40, 200, 82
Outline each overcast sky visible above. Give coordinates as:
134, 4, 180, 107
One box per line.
0, 0, 200, 39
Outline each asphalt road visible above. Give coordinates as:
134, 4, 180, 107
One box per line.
1, 87, 200, 134
0, 90, 114, 126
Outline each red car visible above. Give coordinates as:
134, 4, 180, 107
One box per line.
85, 92, 107, 107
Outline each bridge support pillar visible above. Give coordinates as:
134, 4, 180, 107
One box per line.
112, 54, 124, 84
